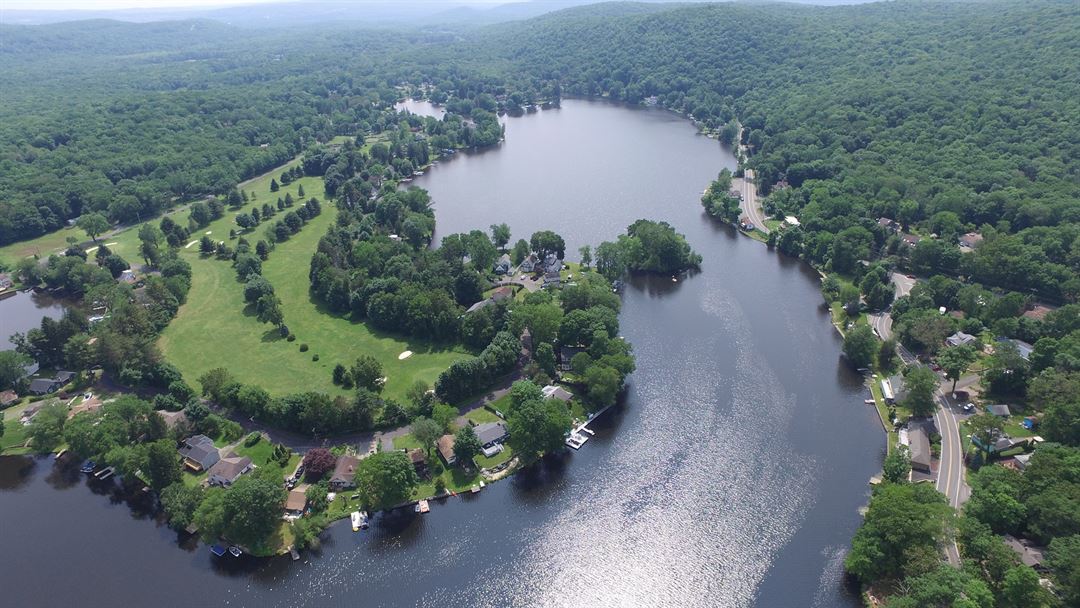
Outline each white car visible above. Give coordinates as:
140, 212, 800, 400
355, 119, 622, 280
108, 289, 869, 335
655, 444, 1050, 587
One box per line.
962, 403, 975, 413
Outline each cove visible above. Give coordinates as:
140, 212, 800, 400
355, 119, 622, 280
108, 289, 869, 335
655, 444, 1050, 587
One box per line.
0, 99, 882, 607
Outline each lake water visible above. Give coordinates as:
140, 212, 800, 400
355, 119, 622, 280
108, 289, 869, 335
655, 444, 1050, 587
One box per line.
0, 289, 68, 350
0, 99, 883, 607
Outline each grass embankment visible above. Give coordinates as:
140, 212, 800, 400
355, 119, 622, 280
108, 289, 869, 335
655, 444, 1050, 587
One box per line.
0, 400, 35, 454
158, 153, 468, 402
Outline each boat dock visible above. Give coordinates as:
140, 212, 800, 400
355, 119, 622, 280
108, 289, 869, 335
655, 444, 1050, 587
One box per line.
94, 466, 116, 480
415, 499, 430, 513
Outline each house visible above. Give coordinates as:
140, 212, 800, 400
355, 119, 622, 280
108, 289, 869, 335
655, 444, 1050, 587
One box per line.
543, 270, 561, 287
958, 232, 983, 250
1003, 535, 1048, 572
1013, 453, 1032, 471
1021, 303, 1055, 321
408, 448, 427, 475
329, 455, 360, 490
884, 374, 908, 404
493, 254, 512, 275
519, 254, 538, 273
54, 371, 75, 384
986, 404, 1012, 417
909, 426, 932, 473
490, 286, 513, 302
541, 385, 573, 402
0, 390, 18, 407
1010, 339, 1034, 361
558, 346, 585, 371
178, 435, 221, 472
285, 485, 309, 515
473, 422, 509, 448
437, 434, 457, 465
900, 233, 923, 247
877, 217, 901, 233
28, 378, 61, 395
67, 395, 102, 419
945, 331, 977, 348
466, 299, 494, 314
157, 409, 189, 431
207, 455, 254, 487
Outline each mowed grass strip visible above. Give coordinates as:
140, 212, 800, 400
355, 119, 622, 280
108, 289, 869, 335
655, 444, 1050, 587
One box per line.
159, 169, 469, 401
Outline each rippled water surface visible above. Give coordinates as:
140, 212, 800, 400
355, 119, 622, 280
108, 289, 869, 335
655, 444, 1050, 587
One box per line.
0, 99, 882, 607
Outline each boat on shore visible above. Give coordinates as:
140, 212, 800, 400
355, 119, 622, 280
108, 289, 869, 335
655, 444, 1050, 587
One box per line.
228, 546, 242, 557
350, 511, 362, 531
79, 460, 96, 474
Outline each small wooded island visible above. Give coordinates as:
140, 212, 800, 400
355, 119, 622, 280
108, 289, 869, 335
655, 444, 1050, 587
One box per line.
0, 104, 714, 556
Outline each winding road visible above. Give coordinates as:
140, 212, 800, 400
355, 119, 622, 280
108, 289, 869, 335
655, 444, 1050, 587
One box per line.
739, 168, 770, 234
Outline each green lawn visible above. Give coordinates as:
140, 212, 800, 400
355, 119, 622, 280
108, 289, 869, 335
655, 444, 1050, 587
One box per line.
474, 444, 514, 469
464, 406, 503, 425
0, 401, 33, 454
158, 164, 469, 401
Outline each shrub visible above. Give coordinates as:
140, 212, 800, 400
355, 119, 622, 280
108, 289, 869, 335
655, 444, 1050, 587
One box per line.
312, 354, 319, 361
287, 334, 296, 342
243, 432, 262, 447
299, 344, 309, 352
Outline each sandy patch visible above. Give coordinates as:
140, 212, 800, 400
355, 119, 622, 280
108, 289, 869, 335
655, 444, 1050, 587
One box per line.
204, 231, 212, 235
398, 350, 413, 360
184, 240, 198, 249
105, 242, 118, 246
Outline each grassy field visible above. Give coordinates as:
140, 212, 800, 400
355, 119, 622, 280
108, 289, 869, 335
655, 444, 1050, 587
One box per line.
158, 153, 468, 401
1, 400, 34, 454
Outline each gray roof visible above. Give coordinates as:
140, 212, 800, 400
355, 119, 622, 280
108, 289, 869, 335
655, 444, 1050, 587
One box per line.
54, 371, 75, 383
207, 456, 252, 483
909, 427, 931, 470
946, 331, 977, 347
986, 404, 1012, 417
29, 378, 59, 394
179, 435, 220, 468
1003, 535, 1046, 569
474, 422, 508, 446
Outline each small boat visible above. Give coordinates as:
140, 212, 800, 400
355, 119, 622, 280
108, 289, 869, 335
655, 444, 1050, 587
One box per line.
350, 511, 362, 532
479, 481, 485, 489
228, 546, 242, 557
209, 544, 227, 557
417, 500, 430, 513
80, 460, 96, 474
55, 449, 67, 459
359, 511, 369, 529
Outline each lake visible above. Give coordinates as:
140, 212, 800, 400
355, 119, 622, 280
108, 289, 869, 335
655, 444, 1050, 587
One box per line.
0, 99, 883, 607
0, 289, 68, 351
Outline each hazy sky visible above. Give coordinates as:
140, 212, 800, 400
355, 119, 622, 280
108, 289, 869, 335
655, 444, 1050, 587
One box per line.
1, 0, 507, 10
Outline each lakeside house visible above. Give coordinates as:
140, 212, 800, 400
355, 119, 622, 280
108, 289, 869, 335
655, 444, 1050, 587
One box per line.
473, 422, 509, 449
179, 435, 221, 472
909, 426, 931, 473
541, 384, 573, 402
329, 455, 360, 491
0, 390, 19, 407
437, 434, 457, 465
558, 346, 586, 372
285, 485, 309, 516
986, 404, 1012, 418
408, 448, 427, 476
494, 254, 512, 275
883, 374, 908, 405
207, 455, 254, 487
29, 378, 62, 395
519, 255, 538, 273
945, 331, 977, 348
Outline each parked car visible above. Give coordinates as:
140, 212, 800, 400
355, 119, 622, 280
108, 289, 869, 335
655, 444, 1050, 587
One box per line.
962, 403, 975, 412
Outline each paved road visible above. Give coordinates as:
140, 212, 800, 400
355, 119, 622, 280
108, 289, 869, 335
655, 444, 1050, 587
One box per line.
739, 168, 770, 234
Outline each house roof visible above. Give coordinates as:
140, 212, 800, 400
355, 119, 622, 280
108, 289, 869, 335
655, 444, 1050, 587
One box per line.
437, 434, 456, 462
408, 448, 426, 465
67, 396, 102, 419
909, 427, 931, 469
285, 486, 309, 511
466, 299, 493, 314
29, 378, 58, 393
986, 404, 1012, 417
179, 435, 219, 468
541, 385, 573, 402
208, 456, 252, 482
1003, 535, 1046, 568
157, 409, 189, 430
1021, 304, 1055, 321
490, 286, 513, 301
946, 331, 977, 347
474, 422, 508, 446
1014, 453, 1032, 470
54, 371, 75, 383
958, 232, 983, 248
330, 455, 360, 483
0, 390, 18, 405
